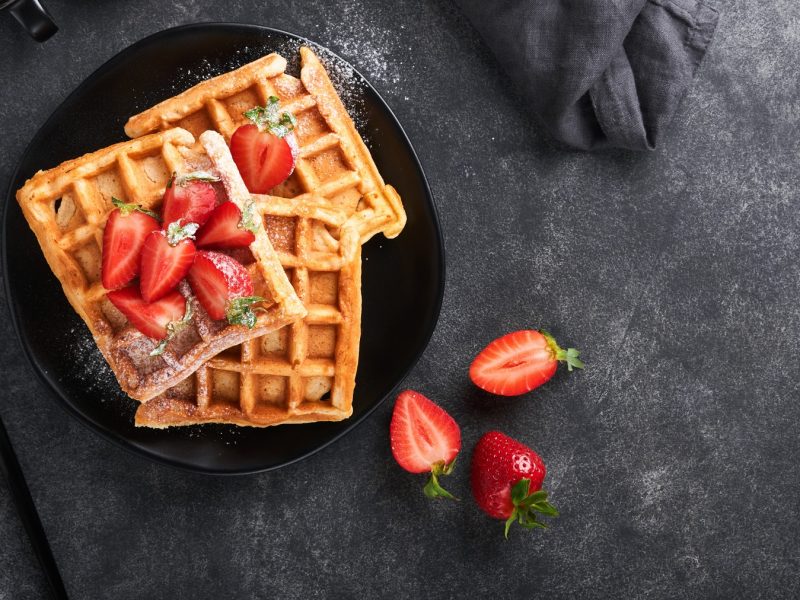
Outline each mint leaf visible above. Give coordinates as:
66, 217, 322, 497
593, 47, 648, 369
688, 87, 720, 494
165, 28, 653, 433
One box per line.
165, 220, 199, 245
243, 98, 297, 138
226, 296, 265, 329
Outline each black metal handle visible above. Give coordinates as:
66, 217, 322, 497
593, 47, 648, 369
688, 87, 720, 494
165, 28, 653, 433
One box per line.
0, 416, 68, 599
7, 0, 57, 42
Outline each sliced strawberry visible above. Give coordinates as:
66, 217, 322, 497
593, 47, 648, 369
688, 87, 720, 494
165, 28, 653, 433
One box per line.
469, 330, 584, 396
106, 285, 186, 340
195, 201, 256, 249
389, 390, 461, 500
230, 124, 294, 193
101, 200, 159, 290
139, 222, 197, 303
161, 177, 217, 227
187, 251, 260, 326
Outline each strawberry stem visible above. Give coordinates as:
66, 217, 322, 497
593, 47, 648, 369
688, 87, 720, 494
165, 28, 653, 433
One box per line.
504, 478, 559, 539
540, 330, 585, 372
423, 460, 459, 501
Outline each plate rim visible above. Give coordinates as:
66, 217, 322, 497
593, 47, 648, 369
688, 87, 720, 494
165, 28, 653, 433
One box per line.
2, 22, 446, 475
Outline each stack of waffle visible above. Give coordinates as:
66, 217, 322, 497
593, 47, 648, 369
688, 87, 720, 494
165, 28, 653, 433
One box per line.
16, 47, 406, 428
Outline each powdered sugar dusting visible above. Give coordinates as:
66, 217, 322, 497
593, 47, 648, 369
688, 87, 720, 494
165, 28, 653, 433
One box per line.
64, 325, 119, 397
131, 35, 375, 143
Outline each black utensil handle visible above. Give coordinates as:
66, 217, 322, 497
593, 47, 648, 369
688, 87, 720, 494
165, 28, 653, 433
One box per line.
0, 417, 68, 599
7, 0, 57, 42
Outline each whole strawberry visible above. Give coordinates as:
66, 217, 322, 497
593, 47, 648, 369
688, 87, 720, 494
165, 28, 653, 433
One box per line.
471, 431, 558, 537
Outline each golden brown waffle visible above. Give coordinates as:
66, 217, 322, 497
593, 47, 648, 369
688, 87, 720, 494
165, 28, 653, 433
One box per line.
124, 46, 406, 243
16, 128, 305, 402
136, 195, 362, 427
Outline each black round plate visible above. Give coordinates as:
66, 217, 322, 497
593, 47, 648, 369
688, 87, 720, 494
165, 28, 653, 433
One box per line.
2, 24, 444, 474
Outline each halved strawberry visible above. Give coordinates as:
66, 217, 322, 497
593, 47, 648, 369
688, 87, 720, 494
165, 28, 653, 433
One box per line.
161, 174, 218, 227
106, 285, 186, 340
469, 330, 584, 396
389, 390, 461, 500
195, 201, 256, 249
187, 251, 262, 327
101, 199, 159, 290
139, 222, 197, 303
230, 124, 294, 193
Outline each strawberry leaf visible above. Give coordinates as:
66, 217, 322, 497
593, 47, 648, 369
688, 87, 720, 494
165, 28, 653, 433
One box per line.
225, 296, 265, 329
176, 170, 220, 185
503, 480, 558, 539
541, 329, 585, 371
422, 459, 459, 501
111, 197, 159, 220
511, 478, 530, 504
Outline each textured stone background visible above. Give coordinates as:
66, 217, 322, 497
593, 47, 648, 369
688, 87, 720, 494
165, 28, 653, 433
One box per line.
1, 1, 798, 598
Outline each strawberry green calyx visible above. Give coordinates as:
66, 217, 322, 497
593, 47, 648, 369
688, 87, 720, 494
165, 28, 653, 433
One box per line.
165, 220, 199, 246
111, 197, 159, 220
150, 301, 194, 357
176, 170, 220, 185
239, 199, 260, 234
504, 479, 559, 539
244, 97, 297, 138
423, 459, 459, 501
540, 330, 585, 372
226, 296, 265, 329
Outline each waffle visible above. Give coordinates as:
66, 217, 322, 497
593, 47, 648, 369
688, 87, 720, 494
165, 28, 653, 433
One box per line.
16, 128, 305, 402
125, 46, 406, 244
136, 195, 362, 427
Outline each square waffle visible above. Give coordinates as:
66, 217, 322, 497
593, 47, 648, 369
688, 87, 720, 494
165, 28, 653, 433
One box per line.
135, 195, 362, 427
124, 46, 405, 244
15, 127, 305, 402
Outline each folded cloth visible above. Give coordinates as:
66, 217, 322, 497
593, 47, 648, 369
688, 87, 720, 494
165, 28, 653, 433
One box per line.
455, 0, 719, 151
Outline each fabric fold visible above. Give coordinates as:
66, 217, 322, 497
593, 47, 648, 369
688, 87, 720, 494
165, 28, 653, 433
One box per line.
455, 0, 719, 151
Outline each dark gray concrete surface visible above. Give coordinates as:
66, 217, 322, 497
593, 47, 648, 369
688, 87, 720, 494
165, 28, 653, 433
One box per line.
1, 1, 798, 598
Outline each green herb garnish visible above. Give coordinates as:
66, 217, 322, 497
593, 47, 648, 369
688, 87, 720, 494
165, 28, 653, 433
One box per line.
111, 197, 159, 220
165, 220, 199, 245
176, 171, 220, 185
243, 97, 297, 138
226, 296, 265, 329
239, 199, 259, 234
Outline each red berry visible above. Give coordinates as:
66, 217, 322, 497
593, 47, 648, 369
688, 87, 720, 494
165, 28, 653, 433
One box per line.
389, 390, 461, 500
101, 204, 159, 290
186, 251, 254, 321
106, 285, 186, 340
161, 179, 217, 227
139, 227, 196, 303
230, 124, 295, 193
471, 431, 558, 537
469, 330, 584, 396
195, 201, 256, 249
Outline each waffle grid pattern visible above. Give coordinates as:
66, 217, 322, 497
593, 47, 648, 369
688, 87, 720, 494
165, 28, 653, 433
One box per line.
125, 47, 405, 243
16, 128, 304, 401
136, 197, 361, 427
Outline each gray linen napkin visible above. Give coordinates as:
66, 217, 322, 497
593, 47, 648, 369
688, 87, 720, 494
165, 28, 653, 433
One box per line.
455, 0, 719, 151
